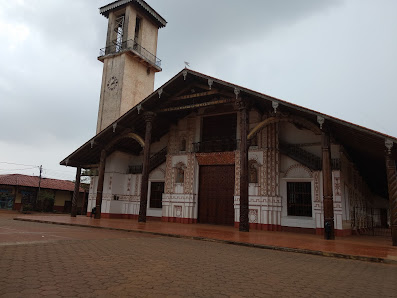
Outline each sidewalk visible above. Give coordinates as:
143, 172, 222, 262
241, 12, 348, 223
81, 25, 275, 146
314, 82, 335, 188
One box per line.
13, 213, 397, 264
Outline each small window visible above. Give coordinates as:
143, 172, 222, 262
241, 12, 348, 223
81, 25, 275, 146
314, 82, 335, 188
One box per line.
287, 182, 312, 217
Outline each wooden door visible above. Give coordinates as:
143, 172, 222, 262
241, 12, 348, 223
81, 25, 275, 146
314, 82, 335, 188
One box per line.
150, 182, 164, 209
198, 165, 235, 225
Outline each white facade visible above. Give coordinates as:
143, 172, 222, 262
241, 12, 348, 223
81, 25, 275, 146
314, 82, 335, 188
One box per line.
87, 107, 385, 236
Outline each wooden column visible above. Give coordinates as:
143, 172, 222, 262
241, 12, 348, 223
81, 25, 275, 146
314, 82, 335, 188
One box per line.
139, 112, 155, 223
385, 143, 397, 246
95, 149, 107, 219
238, 99, 249, 232
71, 166, 81, 217
322, 132, 335, 239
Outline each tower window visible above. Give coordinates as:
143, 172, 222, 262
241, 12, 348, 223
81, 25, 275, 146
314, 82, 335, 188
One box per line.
114, 15, 125, 52
134, 17, 142, 43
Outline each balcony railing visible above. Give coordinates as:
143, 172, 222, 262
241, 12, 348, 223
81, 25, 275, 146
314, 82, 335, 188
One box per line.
99, 39, 161, 68
193, 139, 238, 153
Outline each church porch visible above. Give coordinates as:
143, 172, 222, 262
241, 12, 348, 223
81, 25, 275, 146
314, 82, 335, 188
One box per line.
13, 213, 397, 264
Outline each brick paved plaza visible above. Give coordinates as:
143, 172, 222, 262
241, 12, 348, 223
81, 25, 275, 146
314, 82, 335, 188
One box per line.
0, 214, 396, 297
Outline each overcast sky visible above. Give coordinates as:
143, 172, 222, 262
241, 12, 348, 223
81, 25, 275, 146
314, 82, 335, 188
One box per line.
0, 0, 396, 181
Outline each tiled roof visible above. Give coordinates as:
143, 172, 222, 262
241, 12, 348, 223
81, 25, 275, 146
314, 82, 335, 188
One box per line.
0, 174, 84, 192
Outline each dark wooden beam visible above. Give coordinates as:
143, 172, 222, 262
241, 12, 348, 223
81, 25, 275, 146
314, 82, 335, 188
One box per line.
170, 90, 219, 101
385, 149, 397, 246
71, 167, 81, 217
322, 132, 335, 240
138, 112, 155, 222
173, 84, 195, 97
81, 164, 99, 169
94, 149, 107, 219
191, 83, 213, 91
237, 99, 249, 232
157, 98, 233, 113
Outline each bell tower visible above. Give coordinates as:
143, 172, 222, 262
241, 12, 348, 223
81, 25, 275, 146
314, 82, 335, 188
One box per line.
96, 0, 167, 133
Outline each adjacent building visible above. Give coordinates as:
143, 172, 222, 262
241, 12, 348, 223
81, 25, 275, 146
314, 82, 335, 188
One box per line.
0, 174, 86, 213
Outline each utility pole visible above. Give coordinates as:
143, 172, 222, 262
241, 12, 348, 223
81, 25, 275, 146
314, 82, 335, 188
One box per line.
35, 165, 42, 210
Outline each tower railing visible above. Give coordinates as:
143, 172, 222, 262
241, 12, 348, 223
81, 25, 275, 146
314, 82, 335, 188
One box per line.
99, 39, 161, 68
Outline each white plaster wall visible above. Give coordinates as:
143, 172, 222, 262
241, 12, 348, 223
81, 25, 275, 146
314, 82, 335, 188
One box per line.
279, 122, 321, 157
151, 134, 168, 153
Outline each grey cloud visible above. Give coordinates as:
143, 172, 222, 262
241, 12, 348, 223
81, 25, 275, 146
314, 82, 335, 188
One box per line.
149, 0, 343, 84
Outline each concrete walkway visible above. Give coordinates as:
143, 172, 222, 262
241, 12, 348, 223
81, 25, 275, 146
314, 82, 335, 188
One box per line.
13, 213, 397, 264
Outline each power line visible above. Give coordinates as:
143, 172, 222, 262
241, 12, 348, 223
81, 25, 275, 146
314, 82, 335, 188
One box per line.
0, 162, 79, 181
0, 167, 38, 172
0, 162, 39, 168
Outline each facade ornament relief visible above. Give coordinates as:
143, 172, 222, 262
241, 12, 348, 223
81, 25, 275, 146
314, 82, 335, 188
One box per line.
182, 69, 188, 80
284, 163, 313, 178
249, 209, 258, 223
272, 101, 279, 114
174, 205, 182, 217
385, 138, 394, 154
164, 155, 173, 194
314, 171, 320, 202
334, 177, 341, 196
235, 151, 241, 196
184, 155, 195, 194
317, 116, 325, 130
234, 88, 240, 99
208, 79, 213, 90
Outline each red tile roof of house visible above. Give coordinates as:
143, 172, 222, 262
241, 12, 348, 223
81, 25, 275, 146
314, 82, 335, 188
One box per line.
0, 174, 84, 192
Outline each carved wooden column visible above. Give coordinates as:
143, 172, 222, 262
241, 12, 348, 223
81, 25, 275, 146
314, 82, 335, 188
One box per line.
95, 149, 107, 219
139, 112, 155, 222
237, 99, 249, 232
71, 166, 81, 217
385, 139, 397, 246
322, 132, 335, 239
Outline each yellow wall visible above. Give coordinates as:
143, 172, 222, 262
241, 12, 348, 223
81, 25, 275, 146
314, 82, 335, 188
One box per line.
54, 190, 72, 207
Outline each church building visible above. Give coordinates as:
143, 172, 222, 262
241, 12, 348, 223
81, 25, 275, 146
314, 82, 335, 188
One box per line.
61, 0, 397, 244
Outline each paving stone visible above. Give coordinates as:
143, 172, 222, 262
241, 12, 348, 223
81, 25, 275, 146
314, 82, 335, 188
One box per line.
0, 215, 396, 297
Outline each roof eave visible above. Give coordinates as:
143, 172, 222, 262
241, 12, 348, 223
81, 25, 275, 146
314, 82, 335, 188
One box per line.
99, 0, 167, 28
60, 68, 397, 168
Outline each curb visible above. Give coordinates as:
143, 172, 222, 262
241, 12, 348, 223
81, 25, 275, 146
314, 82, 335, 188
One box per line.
13, 217, 397, 265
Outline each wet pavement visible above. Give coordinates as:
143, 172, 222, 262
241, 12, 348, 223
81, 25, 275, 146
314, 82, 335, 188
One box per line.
0, 212, 396, 297
9, 211, 397, 264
